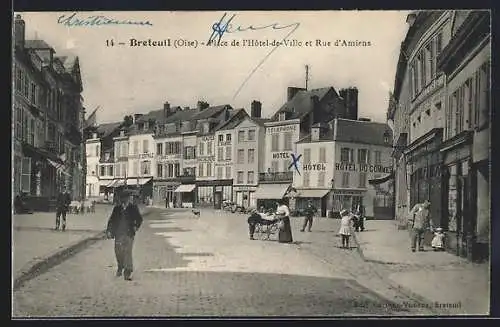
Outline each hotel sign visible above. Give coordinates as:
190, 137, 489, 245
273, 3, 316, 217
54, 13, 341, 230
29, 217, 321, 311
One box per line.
201, 136, 214, 141
130, 153, 154, 159
272, 152, 292, 159
267, 125, 297, 134
335, 163, 392, 174
303, 163, 326, 171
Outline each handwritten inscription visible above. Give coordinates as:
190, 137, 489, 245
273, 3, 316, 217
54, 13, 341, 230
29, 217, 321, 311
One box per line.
58, 12, 153, 27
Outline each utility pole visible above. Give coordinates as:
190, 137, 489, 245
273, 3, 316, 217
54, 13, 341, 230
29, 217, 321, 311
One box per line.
305, 65, 310, 90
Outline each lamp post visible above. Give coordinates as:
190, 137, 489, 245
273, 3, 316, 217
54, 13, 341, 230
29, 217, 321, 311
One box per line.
329, 178, 335, 218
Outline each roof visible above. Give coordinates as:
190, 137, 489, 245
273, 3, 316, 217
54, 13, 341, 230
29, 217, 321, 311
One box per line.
190, 105, 230, 121
253, 118, 273, 126
274, 87, 333, 120
215, 109, 247, 131
297, 129, 335, 144
96, 122, 122, 138
164, 108, 198, 124
334, 119, 393, 146
25, 39, 53, 50
56, 55, 77, 71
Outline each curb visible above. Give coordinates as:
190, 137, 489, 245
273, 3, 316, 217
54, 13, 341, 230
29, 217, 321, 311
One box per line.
350, 232, 454, 315
13, 230, 107, 291
13, 207, 153, 291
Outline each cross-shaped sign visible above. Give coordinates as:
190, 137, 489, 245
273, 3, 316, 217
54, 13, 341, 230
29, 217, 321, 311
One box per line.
288, 153, 302, 175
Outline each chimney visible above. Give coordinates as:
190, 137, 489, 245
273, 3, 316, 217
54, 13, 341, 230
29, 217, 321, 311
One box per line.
311, 125, 321, 142
92, 132, 98, 139
163, 101, 171, 120
14, 15, 25, 49
120, 130, 125, 137
406, 12, 417, 26
342, 87, 359, 120
197, 101, 209, 111
287, 87, 306, 101
251, 100, 262, 118
133, 113, 143, 123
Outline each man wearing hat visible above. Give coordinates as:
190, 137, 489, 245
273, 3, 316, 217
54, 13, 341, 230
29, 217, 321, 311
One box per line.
300, 200, 317, 232
106, 189, 143, 281
408, 200, 433, 252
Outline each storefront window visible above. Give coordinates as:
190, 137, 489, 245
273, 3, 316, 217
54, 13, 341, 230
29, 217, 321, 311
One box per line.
198, 186, 214, 206
21, 157, 31, 193
222, 186, 232, 202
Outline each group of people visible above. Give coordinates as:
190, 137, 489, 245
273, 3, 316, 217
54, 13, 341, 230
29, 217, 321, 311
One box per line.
408, 200, 445, 252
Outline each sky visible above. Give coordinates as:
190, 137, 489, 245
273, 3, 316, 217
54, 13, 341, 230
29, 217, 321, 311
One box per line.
19, 11, 410, 124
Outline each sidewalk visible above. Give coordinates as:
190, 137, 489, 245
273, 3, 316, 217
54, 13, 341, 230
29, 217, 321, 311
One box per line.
354, 220, 490, 315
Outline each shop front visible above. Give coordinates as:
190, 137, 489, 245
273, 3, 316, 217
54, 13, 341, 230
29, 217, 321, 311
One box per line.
254, 183, 291, 211
174, 183, 196, 208
125, 178, 153, 204
153, 180, 180, 208
405, 128, 444, 230
197, 180, 232, 209
331, 189, 365, 215
233, 185, 257, 210
293, 188, 331, 217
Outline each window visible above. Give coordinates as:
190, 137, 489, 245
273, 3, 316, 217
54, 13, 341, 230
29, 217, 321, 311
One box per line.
115, 144, 121, 158
303, 172, 310, 187
279, 112, 286, 121
23, 74, 29, 97
248, 149, 255, 163
199, 163, 204, 177
426, 40, 435, 81
217, 167, 223, 179
116, 164, 121, 177
157, 143, 163, 155
225, 166, 231, 179
143, 140, 149, 153
133, 141, 138, 154
357, 149, 369, 164
168, 164, 174, 177
174, 163, 180, 177
319, 147, 326, 162
30, 83, 37, 104
100, 165, 105, 176
237, 149, 245, 164
247, 171, 255, 184
478, 62, 490, 129
375, 151, 382, 164
359, 172, 367, 188
225, 146, 231, 160
16, 107, 22, 139
271, 161, 278, 172
318, 172, 325, 187
184, 146, 196, 159
122, 163, 127, 177
283, 160, 289, 172
342, 172, 350, 187
157, 164, 163, 178
218, 135, 223, 142
304, 148, 311, 163
207, 141, 213, 155
121, 143, 127, 157
238, 130, 245, 142
107, 166, 113, 176
226, 134, 232, 142
21, 157, 31, 193
340, 148, 353, 162
94, 165, 98, 176
218, 147, 224, 161
248, 129, 256, 141
16, 68, 22, 92
133, 162, 138, 176
237, 171, 244, 183
29, 118, 35, 145
271, 134, 279, 151
199, 142, 205, 156
283, 132, 293, 150
141, 161, 151, 175
206, 163, 212, 177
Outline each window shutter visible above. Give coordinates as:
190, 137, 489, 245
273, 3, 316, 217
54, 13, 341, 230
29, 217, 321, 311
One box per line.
21, 157, 32, 193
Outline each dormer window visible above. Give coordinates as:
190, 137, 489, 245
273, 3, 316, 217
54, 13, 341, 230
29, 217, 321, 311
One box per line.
120, 130, 125, 137
279, 112, 286, 121
383, 131, 391, 144
105, 152, 110, 161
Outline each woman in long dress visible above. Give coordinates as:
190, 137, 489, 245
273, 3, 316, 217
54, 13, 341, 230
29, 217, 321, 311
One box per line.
276, 199, 293, 243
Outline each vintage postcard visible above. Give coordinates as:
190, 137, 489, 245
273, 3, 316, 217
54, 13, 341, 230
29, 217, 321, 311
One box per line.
12, 10, 491, 317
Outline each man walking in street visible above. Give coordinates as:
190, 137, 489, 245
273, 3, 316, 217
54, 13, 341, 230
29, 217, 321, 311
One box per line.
408, 200, 433, 252
300, 200, 317, 232
55, 187, 71, 231
106, 190, 143, 281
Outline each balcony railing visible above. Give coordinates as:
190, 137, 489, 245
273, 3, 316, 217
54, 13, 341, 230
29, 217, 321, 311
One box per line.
258, 172, 293, 183
178, 174, 196, 182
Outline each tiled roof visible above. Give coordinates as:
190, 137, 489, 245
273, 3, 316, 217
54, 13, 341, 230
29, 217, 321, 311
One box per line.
297, 128, 334, 144
96, 122, 122, 138
274, 87, 333, 120
216, 109, 248, 131
190, 104, 231, 121
334, 119, 393, 146
164, 108, 198, 124
25, 39, 53, 49
56, 55, 77, 71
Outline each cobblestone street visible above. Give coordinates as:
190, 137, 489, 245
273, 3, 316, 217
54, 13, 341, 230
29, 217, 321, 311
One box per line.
13, 209, 440, 317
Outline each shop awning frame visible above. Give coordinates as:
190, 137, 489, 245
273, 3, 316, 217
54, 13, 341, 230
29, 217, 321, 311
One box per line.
125, 177, 152, 186
254, 183, 291, 200
295, 189, 330, 198
368, 172, 395, 185
174, 184, 196, 193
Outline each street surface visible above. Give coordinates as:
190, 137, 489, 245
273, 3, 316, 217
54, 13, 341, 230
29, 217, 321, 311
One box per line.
13, 208, 435, 317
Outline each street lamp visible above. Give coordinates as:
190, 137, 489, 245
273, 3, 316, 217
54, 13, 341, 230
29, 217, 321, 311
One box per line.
329, 178, 335, 218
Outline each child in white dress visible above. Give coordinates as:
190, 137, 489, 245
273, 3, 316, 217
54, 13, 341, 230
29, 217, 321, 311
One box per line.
431, 227, 445, 251
338, 209, 353, 249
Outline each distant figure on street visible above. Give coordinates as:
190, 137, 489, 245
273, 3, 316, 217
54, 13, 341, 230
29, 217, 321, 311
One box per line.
106, 190, 143, 281
55, 187, 71, 231
300, 200, 317, 232
276, 199, 293, 243
338, 209, 354, 249
408, 200, 433, 252
431, 227, 445, 251
354, 203, 365, 232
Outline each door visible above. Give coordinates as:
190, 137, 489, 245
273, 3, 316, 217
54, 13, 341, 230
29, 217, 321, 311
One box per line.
249, 191, 256, 208
214, 191, 222, 209
236, 191, 243, 206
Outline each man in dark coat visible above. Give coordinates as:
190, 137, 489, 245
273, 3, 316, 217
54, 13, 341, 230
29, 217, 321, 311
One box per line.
300, 200, 317, 232
55, 187, 71, 231
106, 190, 143, 281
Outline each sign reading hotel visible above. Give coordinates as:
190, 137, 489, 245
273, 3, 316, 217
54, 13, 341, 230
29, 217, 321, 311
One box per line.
267, 125, 297, 134
303, 163, 326, 171
335, 163, 392, 174
272, 152, 292, 159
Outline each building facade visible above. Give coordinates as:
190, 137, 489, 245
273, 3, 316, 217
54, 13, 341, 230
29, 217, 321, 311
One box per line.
13, 14, 85, 209
85, 132, 101, 197
127, 119, 155, 200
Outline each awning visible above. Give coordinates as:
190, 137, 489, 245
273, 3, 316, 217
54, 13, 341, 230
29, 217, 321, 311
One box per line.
106, 180, 117, 187
369, 172, 395, 185
174, 184, 196, 193
126, 178, 152, 186
46, 158, 70, 176
254, 183, 290, 200
114, 180, 125, 188
296, 189, 330, 198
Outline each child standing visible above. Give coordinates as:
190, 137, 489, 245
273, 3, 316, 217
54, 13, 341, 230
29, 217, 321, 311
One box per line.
338, 209, 353, 249
431, 227, 445, 251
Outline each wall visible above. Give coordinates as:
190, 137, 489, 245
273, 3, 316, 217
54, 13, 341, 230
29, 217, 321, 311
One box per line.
127, 133, 155, 178
264, 120, 301, 173
293, 141, 335, 189
196, 134, 216, 180
85, 138, 101, 197
233, 118, 261, 185
214, 130, 234, 180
